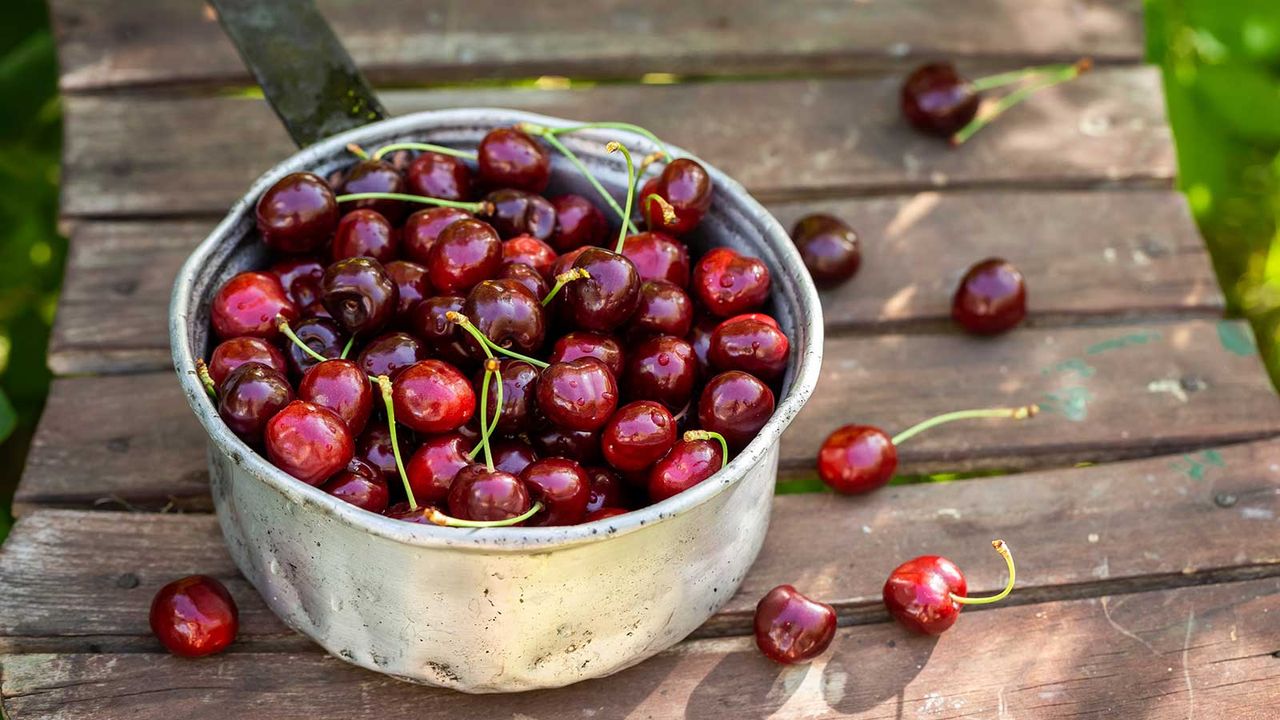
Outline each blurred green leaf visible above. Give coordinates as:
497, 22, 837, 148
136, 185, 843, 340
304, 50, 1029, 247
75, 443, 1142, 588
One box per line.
0, 389, 14, 443
1195, 63, 1280, 145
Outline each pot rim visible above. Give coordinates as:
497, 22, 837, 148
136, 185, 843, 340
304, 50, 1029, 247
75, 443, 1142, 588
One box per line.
170, 108, 823, 552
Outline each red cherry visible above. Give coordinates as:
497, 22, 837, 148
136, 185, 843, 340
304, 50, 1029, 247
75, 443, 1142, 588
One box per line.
255, 172, 337, 254
426, 218, 503, 294
356, 422, 400, 484
531, 426, 601, 465
298, 359, 373, 435
149, 575, 239, 657
384, 260, 432, 320
217, 362, 294, 444
406, 151, 472, 202
620, 232, 690, 287
817, 425, 897, 494
492, 438, 539, 476
477, 127, 550, 193
321, 257, 398, 337
753, 585, 836, 665
901, 62, 980, 137
629, 280, 694, 339
356, 331, 428, 379
709, 314, 789, 381
536, 358, 618, 432
497, 262, 550, 300
549, 332, 625, 379
282, 317, 346, 378
462, 279, 547, 357
405, 433, 470, 505
406, 295, 473, 368
549, 245, 592, 280
331, 208, 399, 263
484, 189, 557, 241
952, 258, 1027, 335
642, 158, 712, 236
402, 207, 471, 265
474, 360, 540, 436
585, 466, 625, 513
692, 248, 771, 318
884, 540, 1015, 635
321, 458, 390, 513
503, 235, 558, 278
648, 436, 723, 502
688, 315, 718, 377
208, 337, 287, 389
264, 401, 355, 485
791, 214, 861, 285
549, 194, 608, 251
602, 401, 676, 472
447, 464, 532, 522
625, 335, 697, 411
211, 271, 298, 341
338, 159, 407, 222
697, 371, 775, 450
520, 457, 590, 526
562, 247, 641, 332
270, 256, 325, 309
392, 360, 476, 434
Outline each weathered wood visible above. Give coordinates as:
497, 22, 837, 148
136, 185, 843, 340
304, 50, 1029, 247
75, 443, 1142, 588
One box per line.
20, 319, 1280, 512
61, 68, 1174, 218
5, 577, 1277, 718
48, 190, 1222, 376
49, 0, 1145, 91
4, 439, 1278, 654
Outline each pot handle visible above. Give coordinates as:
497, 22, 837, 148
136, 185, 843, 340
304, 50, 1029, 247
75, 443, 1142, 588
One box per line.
208, 0, 388, 148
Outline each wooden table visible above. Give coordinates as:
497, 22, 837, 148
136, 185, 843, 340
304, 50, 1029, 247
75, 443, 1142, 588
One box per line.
4, 1, 1280, 717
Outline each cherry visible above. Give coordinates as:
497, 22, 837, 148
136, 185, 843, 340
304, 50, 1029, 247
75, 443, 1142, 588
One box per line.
390, 360, 474, 434
549, 245, 592, 281
900, 62, 980, 137
447, 463, 532, 522
562, 247, 641, 331
688, 315, 718, 377
406, 151, 472, 202
709, 314, 789, 381
426, 218, 503, 294
149, 575, 239, 657
402, 207, 471, 265
791, 214, 861, 285
585, 466, 625, 513
649, 431, 726, 502
218, 362, 294, 443
477, 127, 550, 193
281, 317, 346, 377
208, 337, 287, 389
338, 159, 407, 222
255, 172, 338, 254
405, 433, 470, 505
492, 438, 539, 476
264, 400, 355, 485
503, 235, 558, 278
537, 358, 618, 431
498, 262, 550, 300
692, 248, 771, 318
625, 335, 697, 411
753, 585, 836, 665
520, 457, 590, 526
270, 256, 326, 311
629, 280, 693, 339
549, 194, 608, 251
584, 507, 628, 521
884, 540, 1015, 635
211, 271, 298, 341
356, 331, 427, 379
620, 232, 690, 287
952, 258, 1026, 335
331, 209, 398, 264
298, 359, 373, 435
406, 295, 472, 367
462, 279, 547, 357
602, 401, 676, 472
320, 458, 390, 513
356, 422, 401, 484
484, 188, 556, 240
642, 158, 712, 236
321, 257, 398, 337
549, 331, 625, 379
531, 425, 601, 465
475, 360, 539, 436
698, 371, 775, 450
384, 260, 431, 320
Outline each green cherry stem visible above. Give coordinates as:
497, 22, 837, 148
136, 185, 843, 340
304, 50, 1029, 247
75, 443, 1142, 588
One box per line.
468, 358, 504, 461
951, 58, 1092, 146
277, 317, 330, 364
645, 193, 677, 226
528, 128, 639, 235
951, 540, 1015, 605
346, 143, 370, 160
606, 141, 636, 254
195, 359, 217, 400
971, 62, 1083, 92
684, 430, 729, 469
370, 142, 478, 162
545, 122, 672, 161
375, 375, 418, 510
891, 404, 1038, 446
339, 335, 356, 360
332, 192, 489, 215
424, 501, 544, 528
477, 366, 495, 471
445, 311, 550, 369
541, 268, 590, 306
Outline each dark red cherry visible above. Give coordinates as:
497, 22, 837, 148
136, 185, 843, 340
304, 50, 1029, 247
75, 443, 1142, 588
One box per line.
475, 360, 540, 436
883, 555, 967, 635
709, 314, 789, 381
692, 248, 771, 318
392, 359, 475, 434
384, 260, 431, 320
563, 247, 641, 332
817, 425, 896, 494
791, 214, 861, 285
484, 189, 556, 240
270, 256, 325, 309
208, 337, 287, 389
698, 371, 775, 450
298, 359, 373, 435
321, 458, 390, 513
503, 235, 558, 278
218, 362, 294, 443
477, 127, 550, 193
626, 335, 697, 410
356, 331, 427, 379
602, 401, 676, 473
901, 62, 980, 137
406, 295, 471, 367
338, 159, 407, 222
264, 400, 355, 485
531, 426, 601, 465
463, 279, 547, 357
357, 422, 401, 484
402, 207, 471, 265
584, 507, 628, 522
537, 358, 619, 432
549, 332, 624, 379
211, 271, 298, 341
585, 466, 625, 513
688, 315, 718, 378
649, 436, 723, 502
753, 585, 836, 665
321, 257, 398, 337
283, 317, 346, 377
497, 262, 550, 300
331, 209, 398, 264
621, 232, 690, 287
629, 280, 693, 339
520, 457, 590, 526
491, 439, 539, 476
952, 258, 1026, 335
426, 218, 503, 294
150, 575, 239, 657
447, 464, 532, 522
256, 172, 338, 254
642, 158, 713, 236
406, 152, 472, 202
549, 245, 591, 280
549, 194, 608, 251
406, 433, 470, 505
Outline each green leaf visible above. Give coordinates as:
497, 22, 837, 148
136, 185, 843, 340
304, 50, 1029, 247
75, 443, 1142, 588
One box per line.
0, 387, 15, 443
1193, 63, 1280, 145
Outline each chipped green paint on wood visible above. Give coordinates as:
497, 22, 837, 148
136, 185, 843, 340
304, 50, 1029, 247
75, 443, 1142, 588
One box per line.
1217, 321, 1257, 357
1085, 331, 1162, 355
1040, 386, 1093, 422
1041, 358, 1096, 379
1172, 449, 1227, 480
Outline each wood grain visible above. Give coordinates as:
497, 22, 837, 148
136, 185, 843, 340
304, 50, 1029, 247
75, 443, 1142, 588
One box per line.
20, 319, 1280, 512
61, 67, 1174, 218
5, 578, 1277, 718
48, 190, 1222, 376
49, 0, 1145, 91
4, 439, 1278, 653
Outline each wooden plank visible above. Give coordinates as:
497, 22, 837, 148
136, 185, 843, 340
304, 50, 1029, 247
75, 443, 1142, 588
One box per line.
61, 67, 1174, 218
5, 439, 1278, 653
4, 578, 1278, 718
49, 0, 1145, 92
48, 191, 1223, 375
19, 319, 1280, 512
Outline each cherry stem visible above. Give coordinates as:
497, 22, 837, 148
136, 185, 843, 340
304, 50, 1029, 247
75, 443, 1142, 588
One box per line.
195, 359, 217, 400
469, 358, 503, 461
375, 375, 418, 510
277, 317, 330, 364
951, 58, 1092, 146
633, 150, 665, 203
971, 61, 1086, 91
477, 367, 495, 471
519, 124, 639, 235
607, 141, 636, 253
645, 193, 677, 226
684, 430, 729, 469
370, 142, 477, 162
951, 539, 1016, 605
346, 143, 370, 160
541, 268, 590, 306
424, 501, 543, 528
333, 192, 487, 214
890, 404, 1038, 446
340, 336, 355, 360
545, 122, 673, 161
445, 311, 550, 369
